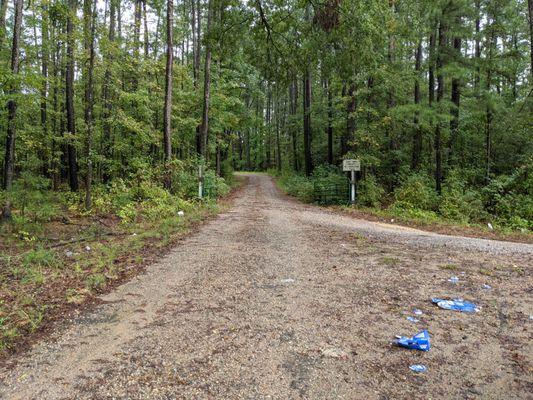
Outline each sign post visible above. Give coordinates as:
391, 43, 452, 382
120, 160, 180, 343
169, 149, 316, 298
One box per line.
342, 159, 361, 204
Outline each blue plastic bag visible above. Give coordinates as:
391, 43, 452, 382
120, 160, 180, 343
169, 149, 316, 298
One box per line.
394, 330, 430, 351
432, 298, 479, 313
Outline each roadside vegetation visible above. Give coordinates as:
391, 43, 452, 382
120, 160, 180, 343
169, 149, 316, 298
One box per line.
0, 165, 237, 353
271, 163, 532, 239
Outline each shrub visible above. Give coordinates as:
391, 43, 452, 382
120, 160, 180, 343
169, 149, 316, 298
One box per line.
357, 175, 385, 208
279, 173, 314, 202
482, 165, 533, 229
221, 160, 234, 184
85, 273, 106, 291
117, 203, 137, 224
0, 173, 60, 231
439, 172, 485, 223
392, 174, 438, 211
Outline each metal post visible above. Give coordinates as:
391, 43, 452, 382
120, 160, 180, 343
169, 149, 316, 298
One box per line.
198, 165, 203, 199
350, 170, 356, 204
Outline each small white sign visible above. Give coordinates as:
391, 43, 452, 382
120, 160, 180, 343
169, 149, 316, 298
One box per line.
342, 159, 360, 172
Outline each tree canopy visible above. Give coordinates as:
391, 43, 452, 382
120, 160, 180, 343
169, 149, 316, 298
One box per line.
0, 0, 532, 227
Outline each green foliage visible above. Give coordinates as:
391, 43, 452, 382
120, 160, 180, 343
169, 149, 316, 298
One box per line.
357, 175, 385, 208
203, 170, 230, 198
481, 166, 533, 229
0, 173, 60, 233
392, 174, 439, 212
439, 172, 486, 223
23, 248, 61, 270
117, 203, 137, 224
278, 172, 315, 203
85, 273, 106, 291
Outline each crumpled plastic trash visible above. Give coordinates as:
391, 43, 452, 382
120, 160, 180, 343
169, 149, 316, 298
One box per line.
406, 316, 419, 323
177, 210, 185, 217
281, 278, 295, 284
432, 298, 480, 313
448, 276, 459, 284
413, 308, 423, 316
482, 284, 492, 289
410, 364, 427, 372
65, 250, 74, 257
394, 330, 430, 351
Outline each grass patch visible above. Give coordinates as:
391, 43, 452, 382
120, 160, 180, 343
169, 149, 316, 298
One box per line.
478, 267, 493, 277
0, 177, 242, 353
380, 257, 400, 266
440, 263, 459, 271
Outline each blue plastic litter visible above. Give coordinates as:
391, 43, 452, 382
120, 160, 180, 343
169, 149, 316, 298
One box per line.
394, 330, 430, 351
432, 298, 480, 313
413, 308, 423, 316
409, 364, 427, 373
406, 316, 419, 323
482, 284, 492, 289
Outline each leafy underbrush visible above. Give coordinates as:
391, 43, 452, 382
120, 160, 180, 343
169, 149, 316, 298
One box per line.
274, 165, 349, 204
0, 165, 233, 352
272, 164, 532, 233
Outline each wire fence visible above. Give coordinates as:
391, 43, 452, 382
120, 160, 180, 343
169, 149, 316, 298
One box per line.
313, 179, 350, 205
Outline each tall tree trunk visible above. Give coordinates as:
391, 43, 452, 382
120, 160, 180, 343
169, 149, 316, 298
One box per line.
411, 41, 422, 170
215, 135, 221, 176
199, 0, 213, 160
303, 69, 313, 176
117, 0, 122, 39
102, 0, 116, 183
366, 77, 374, 124
133, 0, 141, 89
191, 0, 198, 84
134, 0, 141, 56
163, 0, 174, 188
275, 94, 282, 171
51, 29, 61, 190
191, 0, 202, 155
475, 0, 481, 90
265, 85, 272, 167
66, 0, 79, 192
527, 0, 533, 80
0, 0, 8, 49
143, 0, 149, 58
344, 81, 356, 155
429, 32, 436, 106
2, 0, 23, 221
289, 80, 298, 171
41, 0, 50, 176
195, 0, 201, 76
434, 21, 446, 194
326, 79, 333, 164
449, 31, 461, 168
83, 0, 96, 209
386, 0, 399, 189
485, 21, 495, 183
246, 129, 251, 170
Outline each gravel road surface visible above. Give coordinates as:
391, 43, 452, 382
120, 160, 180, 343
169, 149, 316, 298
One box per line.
1, 173, 532, 399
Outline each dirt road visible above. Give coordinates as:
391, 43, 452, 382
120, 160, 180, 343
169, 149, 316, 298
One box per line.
1, 173, 532, 399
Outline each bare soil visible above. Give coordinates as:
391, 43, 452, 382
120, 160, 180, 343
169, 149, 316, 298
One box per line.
1, 173, 531, 399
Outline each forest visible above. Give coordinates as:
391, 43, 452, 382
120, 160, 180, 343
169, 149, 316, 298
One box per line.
0, 0, 532, 228
1, 0, 532, 392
